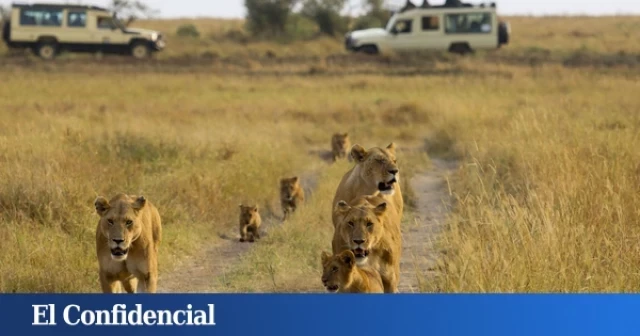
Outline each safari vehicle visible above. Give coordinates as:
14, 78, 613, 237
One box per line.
344, 1, 510, 55
1, 2, 165, 60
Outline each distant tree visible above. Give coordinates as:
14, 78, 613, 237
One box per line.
244, 0, 300, 37
0, 5, 10, 22
108, 0, 159, 26
352, 0, 392, 30
363, 0, 384, 15
301, 0, 348, 36
365, 0, 391, 22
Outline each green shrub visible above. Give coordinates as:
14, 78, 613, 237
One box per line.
176, 24, 200, 38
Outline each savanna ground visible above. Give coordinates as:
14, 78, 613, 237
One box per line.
1, 15, 640, 293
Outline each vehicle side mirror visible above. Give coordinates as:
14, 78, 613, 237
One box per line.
390, 27, 398, 35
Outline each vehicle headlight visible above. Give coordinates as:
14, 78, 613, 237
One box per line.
151, 33, 158, 41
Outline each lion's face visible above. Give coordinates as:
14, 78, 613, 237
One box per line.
333, 133, 350, 151
280, 177, 300, 201
239, 204, 259, 224
335, 199, 388, 266
350, 143, 399, 196
95, 194, 147, 262
321, 250, 357, 293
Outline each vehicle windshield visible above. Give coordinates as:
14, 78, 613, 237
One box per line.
111, 14, 127, 30
385, 14, 397, 31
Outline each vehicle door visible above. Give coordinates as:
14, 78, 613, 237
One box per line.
387, 17, 417, 51
64, 9, 89, 44
92, 14, 126, 48
416, 14, 447, 50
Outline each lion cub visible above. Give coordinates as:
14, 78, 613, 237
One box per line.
239, 204, 262, 243
280, 176, 305, 221
321, 250, 384, 293
331, 133, 351, 162
94, 193, 162, 293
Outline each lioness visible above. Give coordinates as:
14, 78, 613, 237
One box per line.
332, 193, 402, 293
280, 176, 305, 221
94, 193, 162, 293
331, 133, 351, 162
321, 250, 384, 293
331, 143, 403, 228
239, 204, 262, 243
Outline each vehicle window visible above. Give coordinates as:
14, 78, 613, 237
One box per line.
67, 11, 87, 28
19, 8, 63, 27
421, 16, 439, 31
392, 19, 413, 34
97, 16, 116, 30
444, 12, 492, 34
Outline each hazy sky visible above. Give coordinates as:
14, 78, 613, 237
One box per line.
2, 0, 639, 18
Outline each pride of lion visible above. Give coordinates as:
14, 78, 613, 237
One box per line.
93, 134, 404, 294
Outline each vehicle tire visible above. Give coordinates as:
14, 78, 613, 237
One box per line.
498, 22, 510, 46
130, 41, 151, 59
448, 43, 473, 55
358, 45, 379, 55
36, 40, 58, 60
1, 21, 10, 46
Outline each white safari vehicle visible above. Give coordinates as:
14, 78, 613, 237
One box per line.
345, 1, 510, 55
2, 2, 165, 60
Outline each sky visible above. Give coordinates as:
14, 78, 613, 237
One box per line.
2, 0, 640, 18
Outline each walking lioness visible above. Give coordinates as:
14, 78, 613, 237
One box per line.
332, 192, 402, 293
94, 193, 162, 293
331, 143, 403, 228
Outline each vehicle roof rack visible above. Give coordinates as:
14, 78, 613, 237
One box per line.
11, 2, 110, 11
397, 1, 496, 13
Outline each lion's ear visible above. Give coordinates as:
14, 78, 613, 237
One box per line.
341, 250, 356, 268
132, 196, 146, 211
335, 200, 350, 213
343, 133, 349, 138
374, 202, 388, 216
386, 142, 396, 155
94, 196, 110, 217
291, 176, 299, 184
350, 144, 367, 162
253, 205, 259, 212
321, 251, 331, 264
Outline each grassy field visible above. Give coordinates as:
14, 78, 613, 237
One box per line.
1, 15, 639, 293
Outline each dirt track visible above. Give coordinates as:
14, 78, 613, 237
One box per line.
157, 146, 457, 293
157, 170, 319, 293
399, 158, 458, 292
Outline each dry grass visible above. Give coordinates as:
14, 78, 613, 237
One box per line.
0, 68, 442, 292
1, 14, 639, 293
425, 64, 640, 292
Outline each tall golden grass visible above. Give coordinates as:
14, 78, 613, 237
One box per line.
0, 14, 639, 293
428, 64, 640, 292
